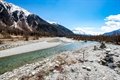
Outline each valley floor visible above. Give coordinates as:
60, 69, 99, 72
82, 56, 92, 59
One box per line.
0, 41, 120, 80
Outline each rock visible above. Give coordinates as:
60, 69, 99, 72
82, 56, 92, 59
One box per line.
107, 63, 116, 68
97, 60, 101, 63
49, 63, 54, 67
84, 59, 88, 62
82, 66, 86, 69
94, 45, 98, 50
103, 76, 107, 80
90, 60, 94, 63
53, 70, 59, 73
105, 48, 111, 52
114, 54, 119, 57
105, 54, 114, 62
105, 48, 111, 54
71, 68, 75, 72
100, 42, 106, 49
31, 71, 36, 76
101, 60, 107, 65
82, 66, 91, 71
55, 61, 60, 65
96, 54, 100, 57
113, 77, 117, 80
116, 61, 120, 68
86, 67, 91, 71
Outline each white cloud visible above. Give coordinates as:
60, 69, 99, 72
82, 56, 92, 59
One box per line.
105, 21, 120, 26
101, 14, 120, 32
104, 14, 120, 21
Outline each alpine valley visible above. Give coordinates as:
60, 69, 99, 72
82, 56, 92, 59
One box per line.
0, 0, 74, 37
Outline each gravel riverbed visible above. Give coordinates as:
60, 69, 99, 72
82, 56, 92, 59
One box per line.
0, 42, 120, 80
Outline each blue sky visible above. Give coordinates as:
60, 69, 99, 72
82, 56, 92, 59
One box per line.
5, 0, 120, 34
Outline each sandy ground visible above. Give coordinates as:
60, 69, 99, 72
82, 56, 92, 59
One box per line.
0, 42, 120, 80
0, 41, 61, 58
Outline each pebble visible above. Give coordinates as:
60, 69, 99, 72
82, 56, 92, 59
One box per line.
53, 70, 59, 73
82, 66, 86, 69
32, 71, 36, 76
86, 67, 91, 71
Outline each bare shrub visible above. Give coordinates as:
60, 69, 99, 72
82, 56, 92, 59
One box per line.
0, 40, 3, 44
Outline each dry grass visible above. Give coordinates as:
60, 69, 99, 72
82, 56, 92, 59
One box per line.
0, 35, 39, 44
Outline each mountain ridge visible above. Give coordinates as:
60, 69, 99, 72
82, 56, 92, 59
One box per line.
103, 29, 120, 36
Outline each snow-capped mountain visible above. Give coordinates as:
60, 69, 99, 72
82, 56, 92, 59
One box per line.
72, 28, 90, 36
0, 0, 74, 36
103, 29, 120, 36
0, 0, 31, 16
73, 29, 86, 35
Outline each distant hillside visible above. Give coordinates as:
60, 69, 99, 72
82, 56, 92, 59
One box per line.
103, 29, 120, 36
0, 0, 74, 37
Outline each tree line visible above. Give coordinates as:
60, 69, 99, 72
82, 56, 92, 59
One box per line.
0, 26, 56, 38
67, 34, 120, 45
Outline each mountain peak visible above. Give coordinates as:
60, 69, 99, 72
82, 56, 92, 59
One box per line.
0, 0, 31, 16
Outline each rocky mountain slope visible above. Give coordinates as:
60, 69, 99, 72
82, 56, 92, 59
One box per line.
0, 0, 74, 37
49, 22, 74, 36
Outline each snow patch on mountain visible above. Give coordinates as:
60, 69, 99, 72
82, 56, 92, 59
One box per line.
47, 21, 59, 25
0, 0, 31, 16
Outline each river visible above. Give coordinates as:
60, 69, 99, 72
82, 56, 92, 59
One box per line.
0, 41, 95, 74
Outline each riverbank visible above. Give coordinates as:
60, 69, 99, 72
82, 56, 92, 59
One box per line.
0, 42, 120, 80
0, 37, 75, 58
